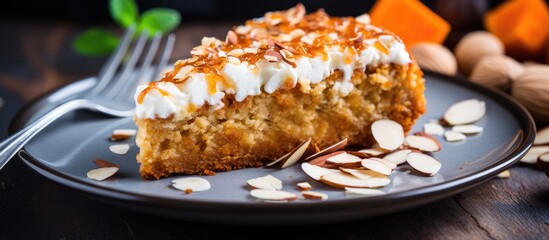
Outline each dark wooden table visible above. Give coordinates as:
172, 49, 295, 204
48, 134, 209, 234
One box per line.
1, 20, 548, 240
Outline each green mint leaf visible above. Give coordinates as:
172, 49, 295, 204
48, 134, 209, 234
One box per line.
72, 28, 120, 56
138, 8, 181, 37
109, 0, 138, 28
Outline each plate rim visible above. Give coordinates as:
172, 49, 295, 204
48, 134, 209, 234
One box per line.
10, 71, 536, 224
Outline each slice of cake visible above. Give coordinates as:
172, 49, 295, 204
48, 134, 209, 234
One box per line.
134, 4, 426, 179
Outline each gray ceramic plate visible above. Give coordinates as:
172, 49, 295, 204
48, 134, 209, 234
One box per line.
11, 71, 535, 225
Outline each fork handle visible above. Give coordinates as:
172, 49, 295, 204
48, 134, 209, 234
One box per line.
0, 99, 85, 170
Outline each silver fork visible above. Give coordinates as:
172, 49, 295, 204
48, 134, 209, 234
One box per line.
0, 25, 176, 170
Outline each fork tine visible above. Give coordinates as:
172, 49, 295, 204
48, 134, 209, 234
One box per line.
105, 30, 149, 98
113, 31, 163, 101
152, 33, 176, 82
90, 25, 136, 96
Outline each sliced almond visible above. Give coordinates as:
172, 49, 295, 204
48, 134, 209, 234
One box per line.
264, 50, 282, 62
406, 152, 442, 176
250, 189, 297, 201
371, 119, 404, 151
297, 182, 312, 191
226, 30, 238, 45
537, 152, 549, 170
247, 175, 282, 190
302, 191, 328, 200
444, 131, 466, 142
305, 138, 348, 161
266, 138, 311, 168
243, 47, 258, 54
497, 170, 511, 179
308, 151, 345, 168
534, 127, 549, 145
356, 145, 389, 156
325, 152, 363, 168
521, 146, 549, 164
109, 144, 130, 155
172, 177, 211, 192
361, 158, 393, 175
452, 125, 483, 134
345, 187, 386, 196
443, 99, 486, 125
93, 159, 119, 168
339, 168, 382, 180
423, 122, 445, 136
320, 172, 390, 189
227, 48, 244, 57
383, 149, 412, 165
301, 162, 340, 180
405, 135, 441, 152
87, 167, 119, 181
111, 129, 137, 141
371, 157, 397, 170
355, 14, 371, 25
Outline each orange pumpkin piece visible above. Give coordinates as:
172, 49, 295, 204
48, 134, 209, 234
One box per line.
369, 0, 451, 47
485, 0, 549, 57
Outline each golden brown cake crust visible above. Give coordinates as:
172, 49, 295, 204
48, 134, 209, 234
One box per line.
135, 64, 425, 179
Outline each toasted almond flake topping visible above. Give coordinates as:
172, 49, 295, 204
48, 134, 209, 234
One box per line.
227, 56, 241, 65
172, 177, 211, 192
534, 127, 549, 145
371, 119, 405, 151
383, 149, 412, 165
218, 51, 227, 57
444, 131, 466, 142
452, 125, 484, 134
406, 152, 442, 176
264, 50, 282, 62
250, 189, 298, 201
226, 30, 238, 45
297, 182, 312, 191
361, 158, 393, 175
345, 187, 386, 196
497, 170, 511, 179
109, 144, 130, 155
424, 122, 445, 136
405, 135, 441, 152
355, 14, 371, 25
247, 175, 283, 190
235, 25, 251, 35
227, 48, 244, 57
443, 99, 486, 125
521, 146, 549, 164
87, 167, 119, 181
301, 162, 340, 180
305, 138, 348, 161
244, 47, 259, 54
93, 159, 119, 168
302, 191, 328, 200
111, 129, 137, 141
289, 29, 306, 39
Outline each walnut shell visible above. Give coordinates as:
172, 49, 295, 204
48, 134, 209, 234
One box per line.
469, 55, 524, 92
454, 31, 504, 76
411, 43, 457, 75
512, 65, 549, 122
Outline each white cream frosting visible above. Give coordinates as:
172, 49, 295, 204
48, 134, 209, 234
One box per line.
134, 34, 411, 120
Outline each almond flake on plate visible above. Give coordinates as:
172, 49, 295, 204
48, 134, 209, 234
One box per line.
111, 129, 137, 141
383, 149, 412, 165
87, 167, 119, 181
371, 119, 404, 151
444, 131, 466, 142
172, 177, 211, 192
266, 137, 311, 168
247, 175, 283, 190
301, 162, 340, 180
534, 126, 549, 146
406, 152, 442, 176
497, 170, 511, 179
405, 135, 441, 152
307, 151, 345, 168
339, 168, 382, 180
297, 182, 312, 191
250, 189, 298, 201
443, 99, 486, 125
325, 152, 363, 168
320, 172, 390, 189
451, 125, 483, 134
361, 158, 393, 175
345, 187, 386, 196
423, 122, 445, 136
305, 138, 348, 161
302, 191, 328, 200
520, 146, 549, 164
109, 144, 130, 155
